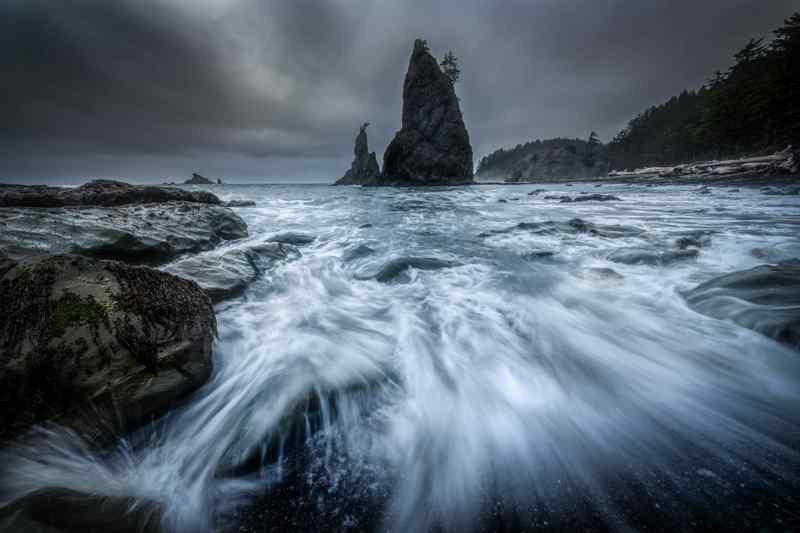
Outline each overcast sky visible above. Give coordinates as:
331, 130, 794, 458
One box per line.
2, 0, 797, 184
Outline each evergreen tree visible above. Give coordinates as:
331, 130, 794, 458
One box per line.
583, 131, 600, 167
440, 50, 461, 84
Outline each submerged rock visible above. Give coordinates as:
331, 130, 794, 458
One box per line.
0, 179, 220, 207
480, 218, 644, 239
342, 244, 376, 262
163, 242, 300, 303
683, 261, 800, 349
608, 247, 699, 266
675, 233, 712, 250
381, 39, 473, 185
0, 254, 216, 442
358, 256, 461, 283
559, 194, 621, 203
266, 232, 316, 246
580, 267, 623, 280
0, 203, 248, 265
335, 123, 381, 185
544, 195, 572, 201
224, 200, 257, 207
521, 250, 556, 261
763, 186, 800, 196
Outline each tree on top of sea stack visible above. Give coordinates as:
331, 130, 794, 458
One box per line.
381, 39, 474, 185
440, 50, 461, 84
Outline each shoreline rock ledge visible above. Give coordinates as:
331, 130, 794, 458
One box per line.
380, 39, 474, 185
335, 123, 381, 185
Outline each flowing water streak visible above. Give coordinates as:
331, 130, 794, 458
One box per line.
2, 183, 800, 531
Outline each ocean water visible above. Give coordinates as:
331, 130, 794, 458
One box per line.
2, 182, 800, 532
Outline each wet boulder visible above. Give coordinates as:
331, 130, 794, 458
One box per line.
0, 254, 216, 442
266, 232, 316, 246
683, 261, 800, 349
163, 243, 300, 303
0, 202, 248, 265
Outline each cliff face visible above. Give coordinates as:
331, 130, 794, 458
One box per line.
335, 123, 381, 185
477, 138, 609, 182
380, 39, 474, 185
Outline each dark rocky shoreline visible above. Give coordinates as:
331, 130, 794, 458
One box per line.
0, 179, 220, 207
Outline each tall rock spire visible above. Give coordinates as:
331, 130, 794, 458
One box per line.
381, 39, 474, 185
335, 123, 380, 185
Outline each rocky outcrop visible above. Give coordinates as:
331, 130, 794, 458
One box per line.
162, 242, 300, 303
380, 39, 474, 185
0, 254, 216, 442
0, 202, 248, 265
0, 179, 220, 207
683, 261, 800, 349
335, 123, 381, 185
185, 173, 214, 185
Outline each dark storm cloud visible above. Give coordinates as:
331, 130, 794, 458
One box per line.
1, 0, 797, 183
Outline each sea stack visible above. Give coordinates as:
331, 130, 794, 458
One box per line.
185, 173, 214, 185
335, 123, 381, 185
381, 39, 474, 185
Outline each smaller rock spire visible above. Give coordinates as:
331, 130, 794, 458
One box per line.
335, 123, 381, 185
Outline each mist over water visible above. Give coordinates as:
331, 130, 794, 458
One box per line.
3, 183, 800, 532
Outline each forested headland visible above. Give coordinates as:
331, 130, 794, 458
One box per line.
608, 13, 799, 170
478, 13, 799, 177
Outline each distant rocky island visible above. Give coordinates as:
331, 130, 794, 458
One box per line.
184, 173, 222, 185
336, 39, 473, 186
